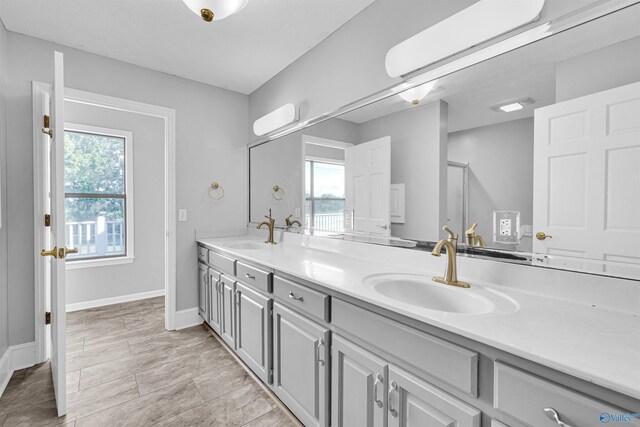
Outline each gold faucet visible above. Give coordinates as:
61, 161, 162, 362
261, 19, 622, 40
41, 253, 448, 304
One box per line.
257, 209, 277, 244
285, 214, 302, 228
465, 223, 486, 247
431, 225, 470, 288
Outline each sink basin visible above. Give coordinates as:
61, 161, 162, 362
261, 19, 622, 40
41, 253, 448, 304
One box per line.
364, 274, 517, 315
223, 241, 266, 250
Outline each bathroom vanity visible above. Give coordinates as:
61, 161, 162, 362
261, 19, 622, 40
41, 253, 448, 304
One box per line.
196, 233, 640, 427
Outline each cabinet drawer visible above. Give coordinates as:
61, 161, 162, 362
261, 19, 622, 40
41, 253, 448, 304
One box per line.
274, 276, 329, 322
197, 246, 208, 262
237, 261, 272, 293
208, 251, 236, 275
332, 298, 478, 397
494, 362, 640, 427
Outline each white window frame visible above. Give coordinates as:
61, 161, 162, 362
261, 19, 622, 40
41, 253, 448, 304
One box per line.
64, 122, 135, 269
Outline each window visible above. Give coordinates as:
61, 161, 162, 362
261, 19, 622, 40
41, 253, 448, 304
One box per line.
305, 160, 345, 232
64, 124, 134, 265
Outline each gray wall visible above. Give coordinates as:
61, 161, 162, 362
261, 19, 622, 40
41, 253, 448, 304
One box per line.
64, 102, 165, 305
6, 33, 248, 346
448, 118, 534, 251
358, 101, 448, 241
250, 118, 358, 224
556, 36, 640, 102
248, 0, 595, 143
0, 19, 8, 357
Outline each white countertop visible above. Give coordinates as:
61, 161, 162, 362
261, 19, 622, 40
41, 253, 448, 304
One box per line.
197, 233, 640, 400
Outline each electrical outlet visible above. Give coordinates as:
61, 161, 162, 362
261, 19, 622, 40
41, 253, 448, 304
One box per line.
178, 209, 188, 222
499, 219, 512, 236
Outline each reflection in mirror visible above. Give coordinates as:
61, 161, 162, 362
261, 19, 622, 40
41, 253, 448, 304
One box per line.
250, 4, 640, 280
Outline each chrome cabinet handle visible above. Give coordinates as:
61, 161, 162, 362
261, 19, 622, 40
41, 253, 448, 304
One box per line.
543, 408, 573, 427
388, 380, 398, 417
215, 280, 220, 293
234, 289, 240, 305
219, 281, 225, 294
316, 338, 325, 366
245, 273, 256, 279
289, 292, 304, 301
373, 373, 384, 408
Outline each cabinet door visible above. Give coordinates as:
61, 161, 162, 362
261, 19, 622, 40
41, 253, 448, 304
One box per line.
207, 268, 221, 334
332, 335, 387, 427
219, 275, 235, 349
273, 302, 329, 427
235, 282, 272, 384
197, 262, 208, 319
387, 365, 481, 427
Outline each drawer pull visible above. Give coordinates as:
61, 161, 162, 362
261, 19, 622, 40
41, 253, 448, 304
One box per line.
316, 338, 325, 366
288, 292, 304, 302
219, 281, 225, 294
373, 373, 384, 408
388, 380, 398, 417
245, 273, 256, 280
234, 289, 240, 305
543, 408, 573, 427
214, 280, 219, 293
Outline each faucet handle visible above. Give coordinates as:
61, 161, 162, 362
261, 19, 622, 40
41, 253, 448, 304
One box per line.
442, 225, 458, 240
465, 222, 478, 236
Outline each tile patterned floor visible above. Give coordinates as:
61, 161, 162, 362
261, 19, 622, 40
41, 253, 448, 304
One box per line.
0, 297, 300, 427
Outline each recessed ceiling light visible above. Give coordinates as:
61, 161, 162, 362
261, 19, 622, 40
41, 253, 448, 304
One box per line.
492, 97, 535, 113
499, 103, 524, 112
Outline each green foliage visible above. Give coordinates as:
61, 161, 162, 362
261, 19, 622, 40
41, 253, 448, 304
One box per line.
64, 131, 126, 222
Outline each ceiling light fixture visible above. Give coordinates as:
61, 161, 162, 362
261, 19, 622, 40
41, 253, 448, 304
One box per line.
493, 97, 535, 113
182, 0, 249, 22
385, 0, 546, 78
395, 80, 438, 105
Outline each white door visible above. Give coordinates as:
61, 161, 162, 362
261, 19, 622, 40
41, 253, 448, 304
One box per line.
533, 81, 640, 275
40, 51, 68, 416
345, 137, 391, 235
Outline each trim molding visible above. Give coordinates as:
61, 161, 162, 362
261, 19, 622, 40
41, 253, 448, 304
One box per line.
0, 342, 37, 398
66, 289, 165, 312
173, 308, 203, 330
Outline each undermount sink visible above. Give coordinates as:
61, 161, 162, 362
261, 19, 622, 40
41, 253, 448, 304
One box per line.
223, 241, 266, 250
364, 274, 518, 315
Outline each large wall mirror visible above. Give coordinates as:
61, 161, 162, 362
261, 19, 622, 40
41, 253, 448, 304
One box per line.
250, 3, 640, 280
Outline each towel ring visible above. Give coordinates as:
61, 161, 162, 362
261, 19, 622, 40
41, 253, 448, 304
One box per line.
272, 185, 285, 201
208, 182, 224, 200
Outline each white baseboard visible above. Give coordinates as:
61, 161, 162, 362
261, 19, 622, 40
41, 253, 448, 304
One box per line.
0, 341, 36, 398
66, 289, 165, 312
173, 307, 203, 330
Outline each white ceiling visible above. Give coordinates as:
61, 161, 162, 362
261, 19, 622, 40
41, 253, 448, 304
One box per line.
0, 0, 375, 94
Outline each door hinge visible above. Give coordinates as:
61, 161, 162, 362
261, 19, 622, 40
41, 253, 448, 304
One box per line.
44, 214, 51, 227
43, 115, 50, 128
45, 311, 51, 325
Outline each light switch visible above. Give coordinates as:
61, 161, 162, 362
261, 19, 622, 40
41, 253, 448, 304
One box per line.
178, 209, 188, 222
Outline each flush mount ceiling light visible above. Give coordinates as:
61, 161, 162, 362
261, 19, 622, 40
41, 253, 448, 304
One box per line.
395, 79, 438, 105
493, 97, 535, 112
253, 104, 299, 136
182, 0, 249, 22
385, 0, 546, 78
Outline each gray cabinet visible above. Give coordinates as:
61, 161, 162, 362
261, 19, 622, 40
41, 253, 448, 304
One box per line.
273, 302, 330, 427
235, 281, 272, 384
197, 262, 208, 320
387, 365, 481, 427
331, 334, 387, 427
219, 274, 236, 349
207, 268, 221, 334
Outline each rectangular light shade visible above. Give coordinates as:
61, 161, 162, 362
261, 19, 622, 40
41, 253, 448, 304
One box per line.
499, 102, 524, 112
385, 0, 546, 78
253, 103, 298, 136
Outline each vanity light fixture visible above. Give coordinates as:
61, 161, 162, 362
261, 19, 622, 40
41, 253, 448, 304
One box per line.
253, 103, 299, 136
181, 0, 249, 22
395, 79, 438, 105
493, 97, 535, 113
385, 0, 546, 78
